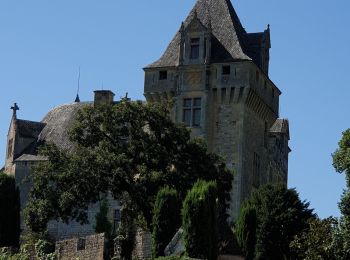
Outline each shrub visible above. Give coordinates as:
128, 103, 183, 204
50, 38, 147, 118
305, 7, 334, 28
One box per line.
182, 180, 217, 260
152, 187, 181, 258
235, 203, 256, 260
0, 172, 20, 247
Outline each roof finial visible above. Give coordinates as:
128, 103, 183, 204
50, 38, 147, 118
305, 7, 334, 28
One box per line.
180, 22, 184, 32
11, 103, 19, 118
75, 66, 81, 103
267, 24, 270, 30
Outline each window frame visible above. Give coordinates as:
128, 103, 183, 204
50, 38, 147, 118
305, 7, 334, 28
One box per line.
222, 65, 231, 75
183, 98, 202, 127
159, 70, 168, 81
190, 38, 200, 60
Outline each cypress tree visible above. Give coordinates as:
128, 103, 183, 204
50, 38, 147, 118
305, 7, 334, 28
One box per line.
182, 180, 218, 260
152, 187, 180, 257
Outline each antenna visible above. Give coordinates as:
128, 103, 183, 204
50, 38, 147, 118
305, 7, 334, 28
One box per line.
75, 66, 81, 102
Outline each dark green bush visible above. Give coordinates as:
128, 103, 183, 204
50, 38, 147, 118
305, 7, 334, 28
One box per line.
235, 203, 256, 260
0, 172, 20, 247
152, 187, 180, 258
182, 180, 218, 260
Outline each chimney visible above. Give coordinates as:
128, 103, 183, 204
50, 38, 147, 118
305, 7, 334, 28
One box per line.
94, 90, 115, 106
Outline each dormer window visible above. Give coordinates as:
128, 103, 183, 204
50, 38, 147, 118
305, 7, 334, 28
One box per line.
190, 38, 200, 59
159, 70, 167, 80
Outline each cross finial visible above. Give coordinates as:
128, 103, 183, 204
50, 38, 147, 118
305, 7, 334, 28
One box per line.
11, 103, 19, 118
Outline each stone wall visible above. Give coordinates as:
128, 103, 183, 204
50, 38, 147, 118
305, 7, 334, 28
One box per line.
55, 233, 105, 260
132, 228, 152, 260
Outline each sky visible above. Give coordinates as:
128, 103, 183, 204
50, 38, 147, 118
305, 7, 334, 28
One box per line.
0, 0, 349, 218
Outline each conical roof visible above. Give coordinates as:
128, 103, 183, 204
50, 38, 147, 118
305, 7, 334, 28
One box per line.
146, 0, 253, 68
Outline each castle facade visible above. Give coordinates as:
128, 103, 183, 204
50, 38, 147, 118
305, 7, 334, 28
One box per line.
143, 0, 290, 218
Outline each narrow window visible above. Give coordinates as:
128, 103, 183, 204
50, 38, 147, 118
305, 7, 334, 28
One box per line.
159, 71, 167, 80
222, 65, 231, 75
256, 71, 259, 82
272, 88, 275, 99
183, 98, 201, 127
77, 238, 86, 251
190, 38, 200, 59
7, 138, 13, 158
183, 99, 192, 126
264, 122, 268, 148
192, 98, 201, 127
253, 153, 261, 187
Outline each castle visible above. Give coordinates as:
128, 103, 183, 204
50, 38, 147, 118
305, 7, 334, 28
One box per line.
3, 0, 289, 241
144, 0, 290, 218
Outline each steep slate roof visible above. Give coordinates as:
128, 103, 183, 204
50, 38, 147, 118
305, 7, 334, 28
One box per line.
38, 102, 92, 151
17, 119, 46, 139
270, 119, 290, 139
146, 0, 255, 68
15, 154, 47, 162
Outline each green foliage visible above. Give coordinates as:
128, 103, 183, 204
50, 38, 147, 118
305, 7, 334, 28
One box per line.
152, 187, 180, 258
25, 100, 233, 236
34, 239, 56, 260
290, 217, 347, 260
94, 198, 112, 239
182, 180, 218, 260
333, 129, 350, 183
236, 184, 314, 260
118, 194, 137, 260
0, 248, 29, 260
235, 204, 256, 260
0, 172, 20, 247
333, 129, 350, 257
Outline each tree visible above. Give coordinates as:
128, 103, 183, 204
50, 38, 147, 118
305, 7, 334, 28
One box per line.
236, 184, 314, 260
290, 217, 346, 260
0, 172, 20, 247
235, 204, 256, 260
333, 128, 350, 257
152, 187, 180, 258
182, 180, 218, 260
24, 100, 233, 238
94, 198, 112, 239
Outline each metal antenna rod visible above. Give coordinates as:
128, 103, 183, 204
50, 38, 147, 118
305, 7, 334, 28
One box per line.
77, 66, 81, 95
75, 66, 81, 103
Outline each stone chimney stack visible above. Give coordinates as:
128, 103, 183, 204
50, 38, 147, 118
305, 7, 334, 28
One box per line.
94, 90, 115, 106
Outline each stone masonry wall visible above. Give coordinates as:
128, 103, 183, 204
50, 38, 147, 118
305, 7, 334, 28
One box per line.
55, 233, 105, 260
132, 228, 152, 260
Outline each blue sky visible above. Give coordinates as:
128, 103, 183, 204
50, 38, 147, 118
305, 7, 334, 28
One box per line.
0, 0, 349, 218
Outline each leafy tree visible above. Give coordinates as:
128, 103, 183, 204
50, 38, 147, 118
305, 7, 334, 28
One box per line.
236, 184, 314, 260
333, 128, 350, 257
182, 180, 218, 260
94, 198, 112, 239
24, 100, 233, 238
290, 217, 346, 260
0, 172, 20, 247
152, 187, 180, 258
235, 204, 256, 260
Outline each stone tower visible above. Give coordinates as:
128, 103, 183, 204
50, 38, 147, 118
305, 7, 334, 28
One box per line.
143, 0, 290, 219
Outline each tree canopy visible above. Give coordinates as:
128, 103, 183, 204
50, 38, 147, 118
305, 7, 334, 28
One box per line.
25, 100, 233, 233
235, 184, 314, 260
